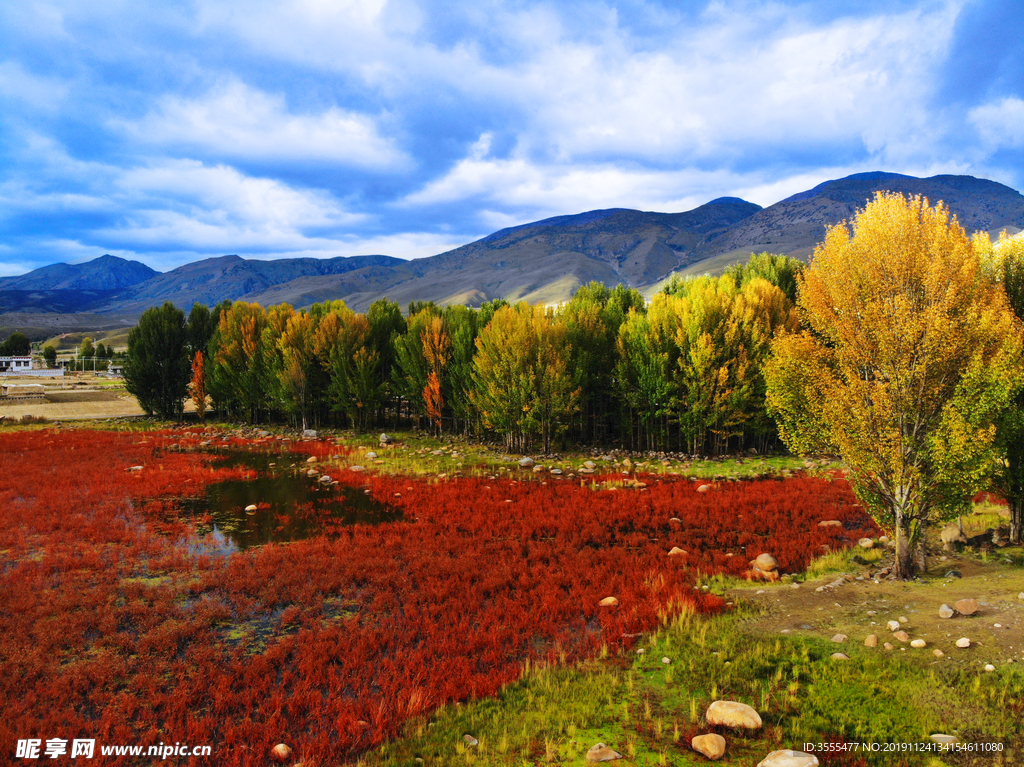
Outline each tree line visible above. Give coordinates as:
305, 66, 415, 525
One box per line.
124, 252, 803, 456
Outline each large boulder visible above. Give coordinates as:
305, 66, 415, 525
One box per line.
705, 700, 762, 729
518, 456, 535, 468
691, 733, 726, 760
585, 743, 623, 762
954, 598, 978, 615
754, 553, 779, 572
379, 433, 393, 445
756, 750, 819, 767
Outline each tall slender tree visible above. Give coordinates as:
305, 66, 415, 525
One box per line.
124, 302, 190, 419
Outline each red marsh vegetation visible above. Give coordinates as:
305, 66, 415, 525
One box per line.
0, 429, 875, 765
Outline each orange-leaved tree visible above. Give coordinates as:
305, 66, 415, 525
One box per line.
189, 350, 207, 420
765, 192, 1024, 579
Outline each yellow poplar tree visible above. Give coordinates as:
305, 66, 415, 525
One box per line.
765, 193, 1024, 579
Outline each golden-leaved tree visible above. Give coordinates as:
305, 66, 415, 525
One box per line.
978, 231, 1024, 543
765, 193, 1024, 579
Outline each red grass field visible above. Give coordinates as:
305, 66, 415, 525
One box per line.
0, 429, 875, 765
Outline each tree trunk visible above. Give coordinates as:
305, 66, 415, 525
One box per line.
1010, 499, 1022, 545
893, 509, 916, 580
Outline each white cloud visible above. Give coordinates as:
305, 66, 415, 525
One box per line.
117, 80, 409, 169
970, 97, 1024, 150
0, 61, 70, 110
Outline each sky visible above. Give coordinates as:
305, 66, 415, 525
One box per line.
1, 0, 1023, 277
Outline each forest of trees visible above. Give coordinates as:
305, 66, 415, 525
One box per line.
125, 251, 803, 457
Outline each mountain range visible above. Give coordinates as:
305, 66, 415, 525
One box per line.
3, 172, 1023, 331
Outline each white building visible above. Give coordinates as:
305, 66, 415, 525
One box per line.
0, 356, 32, 373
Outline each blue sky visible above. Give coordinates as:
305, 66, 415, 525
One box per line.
1, 0, 1022, 276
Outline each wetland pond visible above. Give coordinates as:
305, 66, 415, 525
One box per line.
176, 447, 400, 551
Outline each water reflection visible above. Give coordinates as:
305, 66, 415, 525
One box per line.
178, 448, 399, 550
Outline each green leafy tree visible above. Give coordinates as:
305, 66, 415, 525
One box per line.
981, 231, 1024, 543
124, 302, 190, 419
0, 332, 31, 356
208, 302, 270, 422
765, 193, 1024, 579
473, 304, 578, 453
79, 337, 95, 360
42, 345, 57, 368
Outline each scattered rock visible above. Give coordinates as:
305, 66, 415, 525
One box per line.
945, 570, 962, 579
933, 649, 945, 658
517, 456, 535, 468
831, 634, 847, 643
756, 750, 820, 767
705, 700, 762, 730
271, 743, 292, 762
1018, 593, 1024, 600
549, 468, 563, 475
887, 620, 901, 631
586, 743, 623, 762
661, 657, 671, 664
379, 433, 393, 445
244, 504, 258, 512
857, 537, 874, 549
668, 547, 687, 557
985, 664, 996, 672
893, 631, 910, 643
319, 475, 332, 484
883, 642, 894, 650
930, 735, 958, 745
954, 598, 978, 616
864, 634, 877, 647
956, 637, 971, 648
939, 604, 954, 619
910, 639, 927, 648
830, 652, 849, 660
463, 735, 478, 747
306, 455, 317, 463
306, 468, 319, 477
301, 429, 317, 439
818, 520, 842, 528
598, 596, 619, 607
583, 460, 596, 469
691, 733, 726, 761
697, 484, 712, 493
365, 451, 378, 460
349, 465, 365, 472
127, 465, 144, 472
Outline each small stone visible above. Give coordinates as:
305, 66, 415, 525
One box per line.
379, 432, 393, 444
691, 733, 727, 761
858, 537, 874, 549
271, 743, 292, 762
946, 569, 962, 579
349, 465, 365, 472
518, 456, 535, 468
910, 639, 927, 648
1018, 592, 1024, 600
887, 620, 901, 631
994, 623, 1002, 628
956, 637, 971, 648
306, 455, 317, 463
668, 547, 687, 556
662, 656, 671, 664
933, 649, 945, 658
939, 604, 954, 619
705, 700, 762, 729
831, 634, 847, 643
954, 598, 978, 615
883, 642, 894, 650
893, 630, 910, 643
985, 664, 996, 672
830, 652, 849, 660
878, 535, 890, 544
930, 735, 958, 745
365, 451, 378, 460
756, 750, 820, 767
697, 484, 712, 493
864, 634, 877, 647
463, 735, 478, 747
899, 616, 908, 623
818, 520, 842, 528
586, 743, 623, 762
598, 596, 619, 607
244, 504, 258, 512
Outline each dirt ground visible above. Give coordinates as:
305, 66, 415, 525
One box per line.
730, 543, 1024, 669
0, 387, 146, 420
